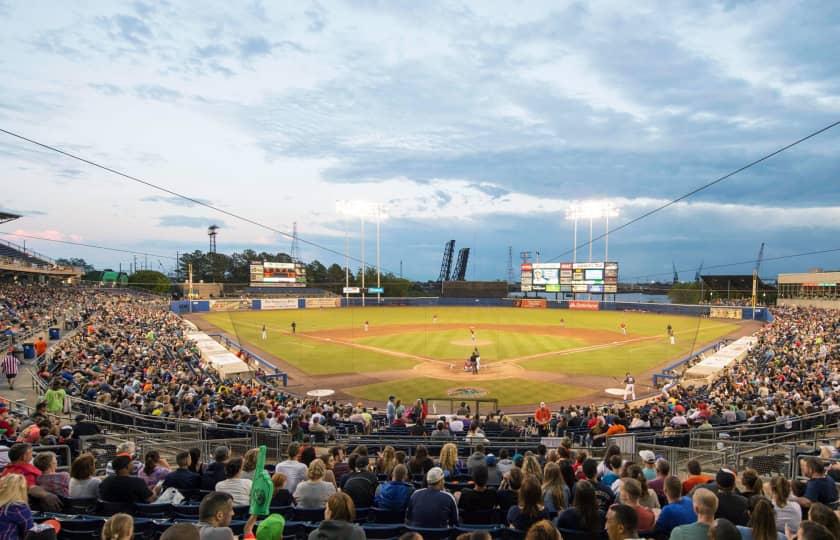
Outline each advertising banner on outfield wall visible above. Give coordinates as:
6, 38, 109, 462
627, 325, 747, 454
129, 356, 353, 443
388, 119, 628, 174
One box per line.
261, 298, 299, 310
709, 307, 743, 320
517, 299, 547, 308
209, 299, 252, 311
569, 300, 600, 311
305, 298, 341, 309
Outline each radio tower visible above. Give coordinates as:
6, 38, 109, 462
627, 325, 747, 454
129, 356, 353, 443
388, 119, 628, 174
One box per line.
290, 222, 300, 262
207, 225, 219, 254
507, 246, 514, 284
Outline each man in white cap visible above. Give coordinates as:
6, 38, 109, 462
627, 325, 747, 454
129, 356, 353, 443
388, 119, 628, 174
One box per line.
406, 467, 458, 528
639, 450, 657, 481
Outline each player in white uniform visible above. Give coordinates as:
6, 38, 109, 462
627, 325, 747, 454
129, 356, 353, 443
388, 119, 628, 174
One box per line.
470, 327, 476, 344
261, 325, 267, 340
474, 348, 481, 372
623, 372, 636, 401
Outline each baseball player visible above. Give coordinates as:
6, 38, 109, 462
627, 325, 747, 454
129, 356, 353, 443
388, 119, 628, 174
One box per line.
623, 372, 636, 401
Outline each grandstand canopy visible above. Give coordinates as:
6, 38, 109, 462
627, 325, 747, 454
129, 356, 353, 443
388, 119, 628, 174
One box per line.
700, 274, 776, 294
0, 211, 21, 225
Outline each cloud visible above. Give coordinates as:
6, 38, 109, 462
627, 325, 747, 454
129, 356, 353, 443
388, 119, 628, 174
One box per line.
157, 216, 225, 228
239, 36, 273, 58
89, 83, 124, 96
11, 229, 81, 242
143, 196, 213, 208
134, 84, 182, 102
99, 14, 152, 49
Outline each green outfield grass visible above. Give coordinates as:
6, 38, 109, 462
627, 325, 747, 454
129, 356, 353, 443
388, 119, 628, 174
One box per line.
344, 376, 591, 407
201, 307, 740, 378
353, 329, 585, 362
519, 320, 739, 375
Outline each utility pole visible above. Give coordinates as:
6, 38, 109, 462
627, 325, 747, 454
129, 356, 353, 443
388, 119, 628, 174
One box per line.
361, 215, 365, 307
188, 262, 194, 311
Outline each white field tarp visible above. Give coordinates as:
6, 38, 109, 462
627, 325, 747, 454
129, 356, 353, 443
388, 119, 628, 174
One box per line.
684, 336, 757, 379
188, 331, 252, 379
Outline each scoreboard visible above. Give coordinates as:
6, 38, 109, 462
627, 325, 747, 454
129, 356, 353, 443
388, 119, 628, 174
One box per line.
249, 261, 307, 287
521, 261, 618, 294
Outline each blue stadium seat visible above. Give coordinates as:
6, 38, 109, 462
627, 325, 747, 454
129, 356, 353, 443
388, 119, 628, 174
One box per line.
369, 507, 406, 523
60, 497, 98, 514
404, 526, 451, 540
134, 502, 172, 519
292, 507, 325, 522
363, 523, 405, 538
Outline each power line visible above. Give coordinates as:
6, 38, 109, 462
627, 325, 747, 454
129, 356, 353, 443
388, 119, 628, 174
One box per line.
624, 246, 840, 282
545, 120, 840, 262
0, 231, 178, 260
0, 127, 383, 271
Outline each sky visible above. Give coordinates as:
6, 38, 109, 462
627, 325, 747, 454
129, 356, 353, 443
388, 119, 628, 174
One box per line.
1, 1, 839, 283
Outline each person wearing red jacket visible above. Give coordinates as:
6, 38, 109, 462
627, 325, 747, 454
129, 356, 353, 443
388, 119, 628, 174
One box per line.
534, 402, 551, 436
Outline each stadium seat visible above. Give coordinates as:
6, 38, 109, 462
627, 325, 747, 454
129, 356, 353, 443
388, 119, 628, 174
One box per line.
556, 528, 609, 540
368, 507, 406, 523
172, 503, 201, 519
292, 506, 325, 522
404, 526, 452, 540
55, 515, 106, 538
354, 506, 370, 523
500, 529, 527, 540
97, 499, 132, 516
269, 505, 295, 519
134, 502, 172, 518
233, 505, 250, 521
363, 523, 405, 538
60, 496, 98, 514
460, 509, 499, 525
455, 524, 505, 539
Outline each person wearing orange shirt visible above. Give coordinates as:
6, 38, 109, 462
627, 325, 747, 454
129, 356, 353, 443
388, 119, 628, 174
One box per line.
681, 459, 713, 495
33, 337, 47, 357
534, 402, 551, 436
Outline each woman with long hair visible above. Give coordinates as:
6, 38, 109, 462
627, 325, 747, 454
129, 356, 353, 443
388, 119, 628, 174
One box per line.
240, 448, 259, 481
808, 503, 840, 539
506, 475, 550, 531
137, 450, 170, 489
626, 464, 659, 509
307, 492, 365, 539
555, 480, 604, 533
0, 474, 34, 540
541, 462, 568, 514
408, 445, 433, 476
522, 455, 543, 482
69, 452, 101, 499
738, 496, 785, 540
101, 513, 133, 540
768, 476, 800, 533
437, 443, 460, 479
525, 519, 561, 540
188, 447, 205, 475
377, 446, 397, 476
597, 445, 621, 479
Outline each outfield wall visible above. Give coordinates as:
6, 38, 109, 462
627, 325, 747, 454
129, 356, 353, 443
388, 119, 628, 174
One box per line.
170, 297, 772, 321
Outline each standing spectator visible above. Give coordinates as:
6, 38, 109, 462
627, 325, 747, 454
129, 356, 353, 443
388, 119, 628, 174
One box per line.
99, 456, 156, 505
581, 458, 615, 512
386, 396, 396, 425
2, 348, 19, 390
138, 451, 170, 490
43, 381, 66, 416
654, 476, 696, 537
606, 504, 640, 540
162, 451, 201, 491
670, 488, 718, 540
769, 476, 800, 534
276, 443, 307, 494
374, 464, 414, 512
33, 337, 47, 358
797, 457, 839, 509
307, 492, 365, 540
69, 453, 101, 498
101, 513, 133, 540
714, 469, 749, 526
534, 402, 551, 436
507, 475, 550, 531
33, 452, 69, 498
457, 464, 497, 513
293, 459, 335, 509
406, 467, 458, 528
214, 458, 252, 506
201, 446, 230, 491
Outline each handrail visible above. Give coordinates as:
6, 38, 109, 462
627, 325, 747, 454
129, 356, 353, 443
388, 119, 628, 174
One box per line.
0, 237, 59, 266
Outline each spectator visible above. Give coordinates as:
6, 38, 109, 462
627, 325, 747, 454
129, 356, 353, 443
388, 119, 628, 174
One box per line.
466, 444, 487, 474
619, 478, 656, 532
376, 446, 397, 477
213, 458, 251, 506
162, 451, 201, 491
69, 453, 101, 499
138, 450, 170, 489
293, 459, 335, 509
101, 513, 133, 540
341, 455, 377, 509
374, 464, 414, 512
408, 445, 433, 477
797, 457, 838, 509
555, 480, 605, 533
160, 523, 200, 540
188, 448, 206, 476
201, 446, 230, 491
682, 459, 713, 495
0, 474, 37, 540
498, 467, 524, 517
0, 443, 60, 511
507, 475, 550, 531
714, 468, 749, 526
541, 462, 567, 514
606, 503, 640, 540
638, 450, 657, 481
106, 442, 141, 476
671, 487, 718, 540
43, 380, 65, 416
270, 472, 293, 507
598, 446, 622, 479
654, 476, 696, 537
276, 443, 307, 494
99, 455, 156, 504
240, 448, 259, 481
304, 492, 363, 539
431, 421, 452, 440
438, 443, 461, 479
406, 467, 458, 528
581, 458, 615, 512
807, 503, 840, 539
457, 463, 497, 513
33, 451, 69, 498
737, 496, 785, 540
497, 449, 514, 476
196, 491, 257, 540
70, 414, 100, 438
647, 458, 669, 506
626, 464, 659, 510
740, 469, 764, 500
768, 476, 800, 534
525, 519, 561, 540
795, 521, 835, 540
710, 518, 742, 540
602, 454, 622, 487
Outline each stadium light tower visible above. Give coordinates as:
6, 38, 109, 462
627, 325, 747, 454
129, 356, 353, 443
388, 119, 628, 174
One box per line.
335, 200, 386, 306
565, 201, 619, 263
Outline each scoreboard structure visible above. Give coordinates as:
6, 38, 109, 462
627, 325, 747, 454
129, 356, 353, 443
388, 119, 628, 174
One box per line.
521, 261, 618, 296
249, 261, 307, 287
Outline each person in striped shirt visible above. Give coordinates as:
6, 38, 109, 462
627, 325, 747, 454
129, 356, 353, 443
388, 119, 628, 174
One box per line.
2, 349, 18, 390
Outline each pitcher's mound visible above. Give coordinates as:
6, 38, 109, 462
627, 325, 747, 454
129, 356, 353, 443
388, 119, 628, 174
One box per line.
450, 338, 493, 347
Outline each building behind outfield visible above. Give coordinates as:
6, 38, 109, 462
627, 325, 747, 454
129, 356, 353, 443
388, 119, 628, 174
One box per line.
777, 270, 840, 308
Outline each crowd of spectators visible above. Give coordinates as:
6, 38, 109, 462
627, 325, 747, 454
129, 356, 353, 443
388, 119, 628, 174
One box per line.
0, 284, 93, 342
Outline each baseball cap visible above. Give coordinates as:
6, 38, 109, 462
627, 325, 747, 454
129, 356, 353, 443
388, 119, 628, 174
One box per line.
426, 467, 445, 485
716, 468, 736, 489
639, 450, 656, 463
486, 455, 497, 467
256, 513, 286, 540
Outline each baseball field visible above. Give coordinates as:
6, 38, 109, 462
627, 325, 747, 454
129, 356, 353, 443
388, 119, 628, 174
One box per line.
195, 306, 747, 410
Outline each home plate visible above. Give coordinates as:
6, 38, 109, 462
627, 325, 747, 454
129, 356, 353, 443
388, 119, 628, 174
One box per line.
307, 389, 335, 397
605, 388, 626, 397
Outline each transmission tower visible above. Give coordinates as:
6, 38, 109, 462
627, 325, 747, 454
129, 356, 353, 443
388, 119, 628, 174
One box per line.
507, 246, 514, 284
207, 225, 219, 254
290, 222, 300, 262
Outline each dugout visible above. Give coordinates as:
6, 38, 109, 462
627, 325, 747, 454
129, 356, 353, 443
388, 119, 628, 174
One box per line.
441, 281, 508, 298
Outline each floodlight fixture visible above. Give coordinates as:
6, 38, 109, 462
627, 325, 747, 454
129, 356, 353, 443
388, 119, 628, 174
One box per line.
564, 200, 620, 263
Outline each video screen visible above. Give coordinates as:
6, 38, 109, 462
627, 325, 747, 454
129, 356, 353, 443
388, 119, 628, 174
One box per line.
584, 268, 604, 281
